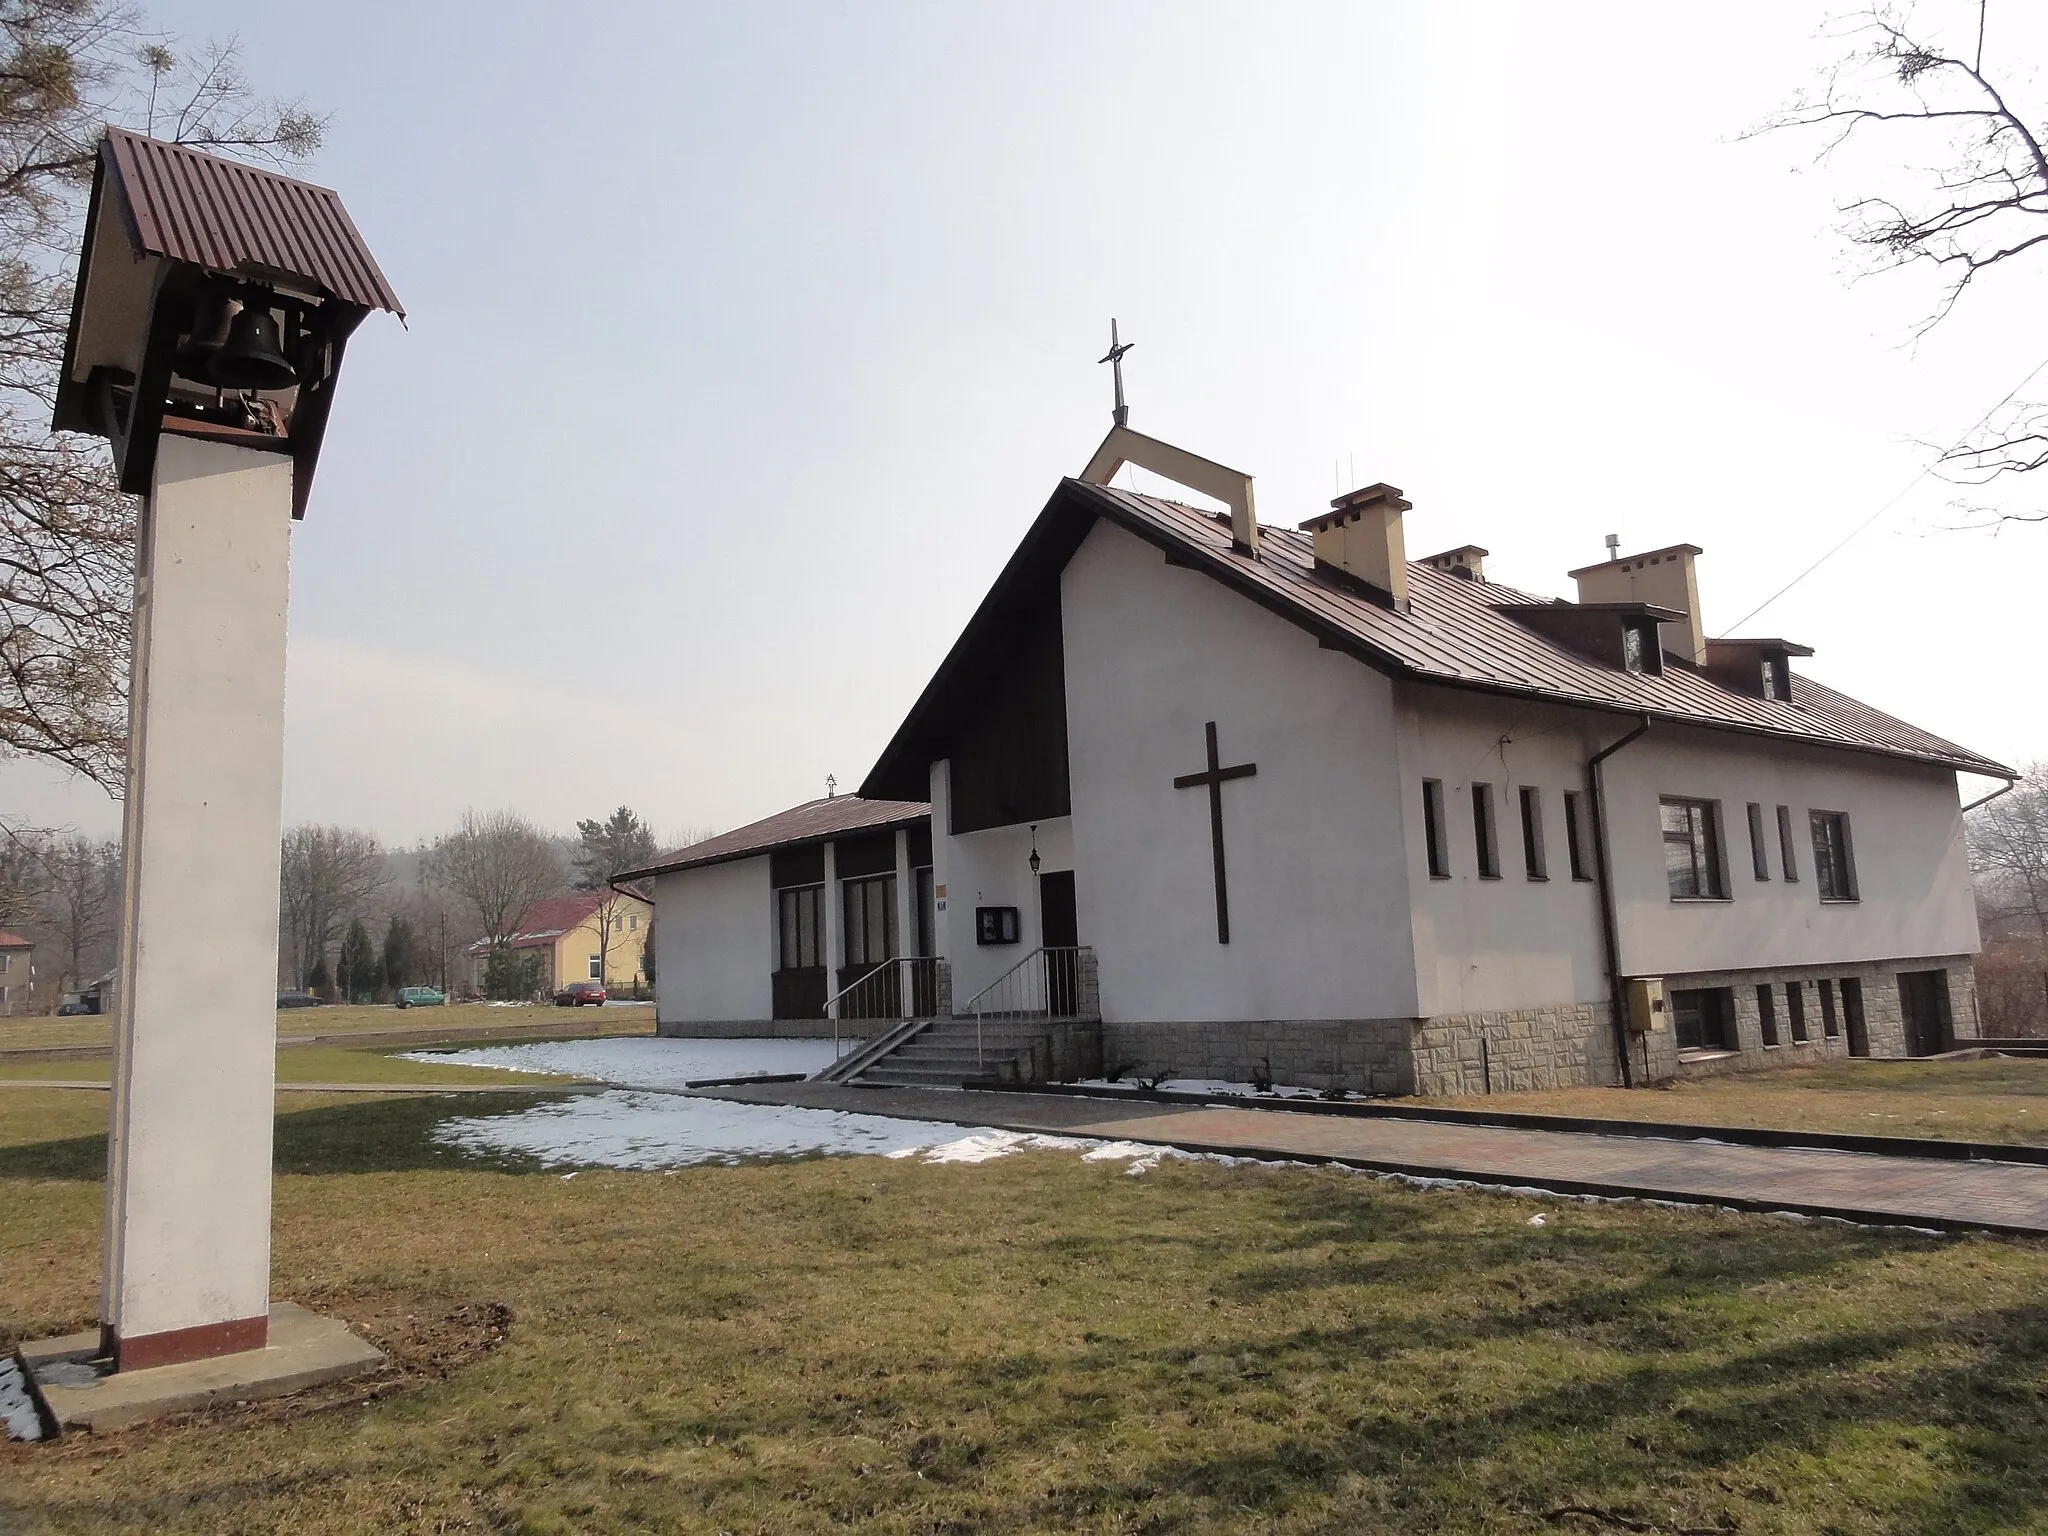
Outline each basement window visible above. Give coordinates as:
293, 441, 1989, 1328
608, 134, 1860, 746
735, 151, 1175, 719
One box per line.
1819, 979, 1840, 1038
1756, 983, 1780, 1047
1786, 981, 1808, 1043
1672, 986, 1736, 1053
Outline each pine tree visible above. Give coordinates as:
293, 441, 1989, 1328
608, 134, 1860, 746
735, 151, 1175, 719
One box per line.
337, 919, 378, 1004
381, 914, 417, 992
307, 954, 332, 1000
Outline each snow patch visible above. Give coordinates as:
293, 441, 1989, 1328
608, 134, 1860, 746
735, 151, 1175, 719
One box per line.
1, 1357, 45, 1442
401, 1035, 842, 1088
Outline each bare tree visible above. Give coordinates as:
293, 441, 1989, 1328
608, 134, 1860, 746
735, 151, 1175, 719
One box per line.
424, 809, 564, 954
1972, 763, 2048, 942
277, 824, 385, 991
35, 833, 118, 988
0, 7, 326, 788
1758, 1, 2048, 524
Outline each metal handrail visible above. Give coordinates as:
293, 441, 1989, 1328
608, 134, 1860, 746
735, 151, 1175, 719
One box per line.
823, 955, 944, 1060
960, 946, 1089, 1068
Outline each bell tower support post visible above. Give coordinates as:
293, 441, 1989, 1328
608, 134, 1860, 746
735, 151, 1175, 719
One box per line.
101, 431, 295, 1371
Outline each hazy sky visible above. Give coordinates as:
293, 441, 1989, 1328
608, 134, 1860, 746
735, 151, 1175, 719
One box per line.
7, 0, 2044, 845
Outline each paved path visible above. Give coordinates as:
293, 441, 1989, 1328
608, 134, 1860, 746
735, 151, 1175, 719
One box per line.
697, 1081, 2048, 1237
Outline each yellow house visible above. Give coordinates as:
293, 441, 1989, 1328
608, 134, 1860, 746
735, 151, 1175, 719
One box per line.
464, 890, 652, 996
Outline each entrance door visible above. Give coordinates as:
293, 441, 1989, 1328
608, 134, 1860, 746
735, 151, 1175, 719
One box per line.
1899, 970, 1951, 1057
1039, 870, 1078, 1015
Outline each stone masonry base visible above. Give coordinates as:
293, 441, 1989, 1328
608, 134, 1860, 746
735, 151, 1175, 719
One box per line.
656, 1018, 878, 1042
1102, 956, 1981, 1099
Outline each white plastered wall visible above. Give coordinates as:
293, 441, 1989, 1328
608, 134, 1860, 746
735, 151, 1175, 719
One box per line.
103, 435, 293, 1344
653, 856, 774, 1024
1603, 723, 1978, 975
1059, 519, 1417, 1023
1396, 686, 1612, 1016
939, 812, 1074, 1004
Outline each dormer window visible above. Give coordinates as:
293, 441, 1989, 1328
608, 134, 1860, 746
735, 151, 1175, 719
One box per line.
1760, 654, 1791, 701
1622, 622, 1662, 676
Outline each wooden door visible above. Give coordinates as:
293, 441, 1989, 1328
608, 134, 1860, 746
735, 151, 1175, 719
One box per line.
1039, 870, 1078, 1016
1898, 970, 1951, 1057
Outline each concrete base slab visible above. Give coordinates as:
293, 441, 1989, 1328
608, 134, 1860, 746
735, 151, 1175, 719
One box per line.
17, 1302, 386, 1432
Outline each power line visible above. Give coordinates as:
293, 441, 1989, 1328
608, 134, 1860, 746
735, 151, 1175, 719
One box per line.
1730, 349, 2048, 631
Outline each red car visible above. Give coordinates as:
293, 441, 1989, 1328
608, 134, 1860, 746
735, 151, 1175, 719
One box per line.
553, 981, 606, 1007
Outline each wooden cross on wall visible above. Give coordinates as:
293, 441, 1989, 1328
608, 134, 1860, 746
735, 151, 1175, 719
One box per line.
1173, 720, 1257, 944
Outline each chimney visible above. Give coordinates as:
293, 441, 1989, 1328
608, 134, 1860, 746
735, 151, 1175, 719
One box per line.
1421, 544, 1489, 582
1300, 483, 1411, 609
1568, 543, 1705, 665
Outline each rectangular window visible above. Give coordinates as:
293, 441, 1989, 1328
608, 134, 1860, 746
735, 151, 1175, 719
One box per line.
1756, 983, 1779, 1046
629, 914, 639, 930
1472, 784, 1500, 878
1422, 779, 1450, 878
842, 874, 897, 968
1810, 811, 1857, 901
1777, 805, 1800, 882
1819, 978, 1840, 1038
1660, 797, 1726, 899
777, 884, 823, 971
1786, 981, 1808, 1042
1671, 986, 1735, 1052
1519, 786, 1547, 880
587, 954, 602, 980
1746, 803, 1770, 881
1563, 790, 1594, 881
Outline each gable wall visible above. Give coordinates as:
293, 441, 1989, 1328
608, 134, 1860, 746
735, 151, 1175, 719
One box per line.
652, 856, 774, 1025
1059, 519, 1418, 1022
1603, 722, 1979, 975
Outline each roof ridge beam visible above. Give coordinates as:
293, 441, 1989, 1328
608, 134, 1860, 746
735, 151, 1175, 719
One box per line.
1080, 425, 1258, 555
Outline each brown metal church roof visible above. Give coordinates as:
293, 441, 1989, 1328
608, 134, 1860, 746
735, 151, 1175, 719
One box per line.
101, 128, 404, 314
861, 478, 2011, 800
619, 797, 930, 881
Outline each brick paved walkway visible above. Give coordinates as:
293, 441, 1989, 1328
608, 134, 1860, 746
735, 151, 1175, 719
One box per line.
700, 1081, 2048, 1236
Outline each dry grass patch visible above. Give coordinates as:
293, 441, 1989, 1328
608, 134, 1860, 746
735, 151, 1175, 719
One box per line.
1411, 1055, 2048, 1146
3, 1087, 2047, 1533
0, 1045, 582, 1088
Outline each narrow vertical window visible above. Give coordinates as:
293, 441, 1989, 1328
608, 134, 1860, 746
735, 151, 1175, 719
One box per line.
1746, 803, 1770, 881
1422, 779, 1449, 878
1786, 981, 1808, 1042
1819, 978, 1840, 1038
1660, 797, 1726, 899
1842, 978, 1867, 1056
1563, 790, 1593, 881
1756, 983, 1779, 1046
1776, 805, 1800, 882
1810, 811, 1857, 901
1472, 784, 1500, 879
1519, 786, 1547, 880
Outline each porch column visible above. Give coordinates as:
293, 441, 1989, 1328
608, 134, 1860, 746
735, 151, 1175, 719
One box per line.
894, 828, 915, 1018
821, 839, 840, 1014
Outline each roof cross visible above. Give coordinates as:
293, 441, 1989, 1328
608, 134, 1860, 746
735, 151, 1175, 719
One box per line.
1098, 318, 1133, 428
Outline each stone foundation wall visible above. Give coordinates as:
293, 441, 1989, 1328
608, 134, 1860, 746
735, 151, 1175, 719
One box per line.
1638, 954, 1981, 1081
1411, 1002, 1620, 1097
1100, 1018, 1415, 1095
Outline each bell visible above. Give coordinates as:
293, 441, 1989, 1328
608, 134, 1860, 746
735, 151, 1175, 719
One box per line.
210, 306, 298, 392
174, 290, 240, 381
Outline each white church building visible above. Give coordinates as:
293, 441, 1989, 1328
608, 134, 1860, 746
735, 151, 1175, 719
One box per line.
626, 425, 2012, 1096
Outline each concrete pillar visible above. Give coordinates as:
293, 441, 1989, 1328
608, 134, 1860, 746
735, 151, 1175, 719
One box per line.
102, 434, 293, 1370
893, 828, 915, 1018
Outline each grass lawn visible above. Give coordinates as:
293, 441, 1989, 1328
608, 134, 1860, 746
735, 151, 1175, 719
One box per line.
1410, 1056, 2048, 1147
3, 1091, 2046, 1533
0, 1044, 582, 1087
0, 1001, 656, 1057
